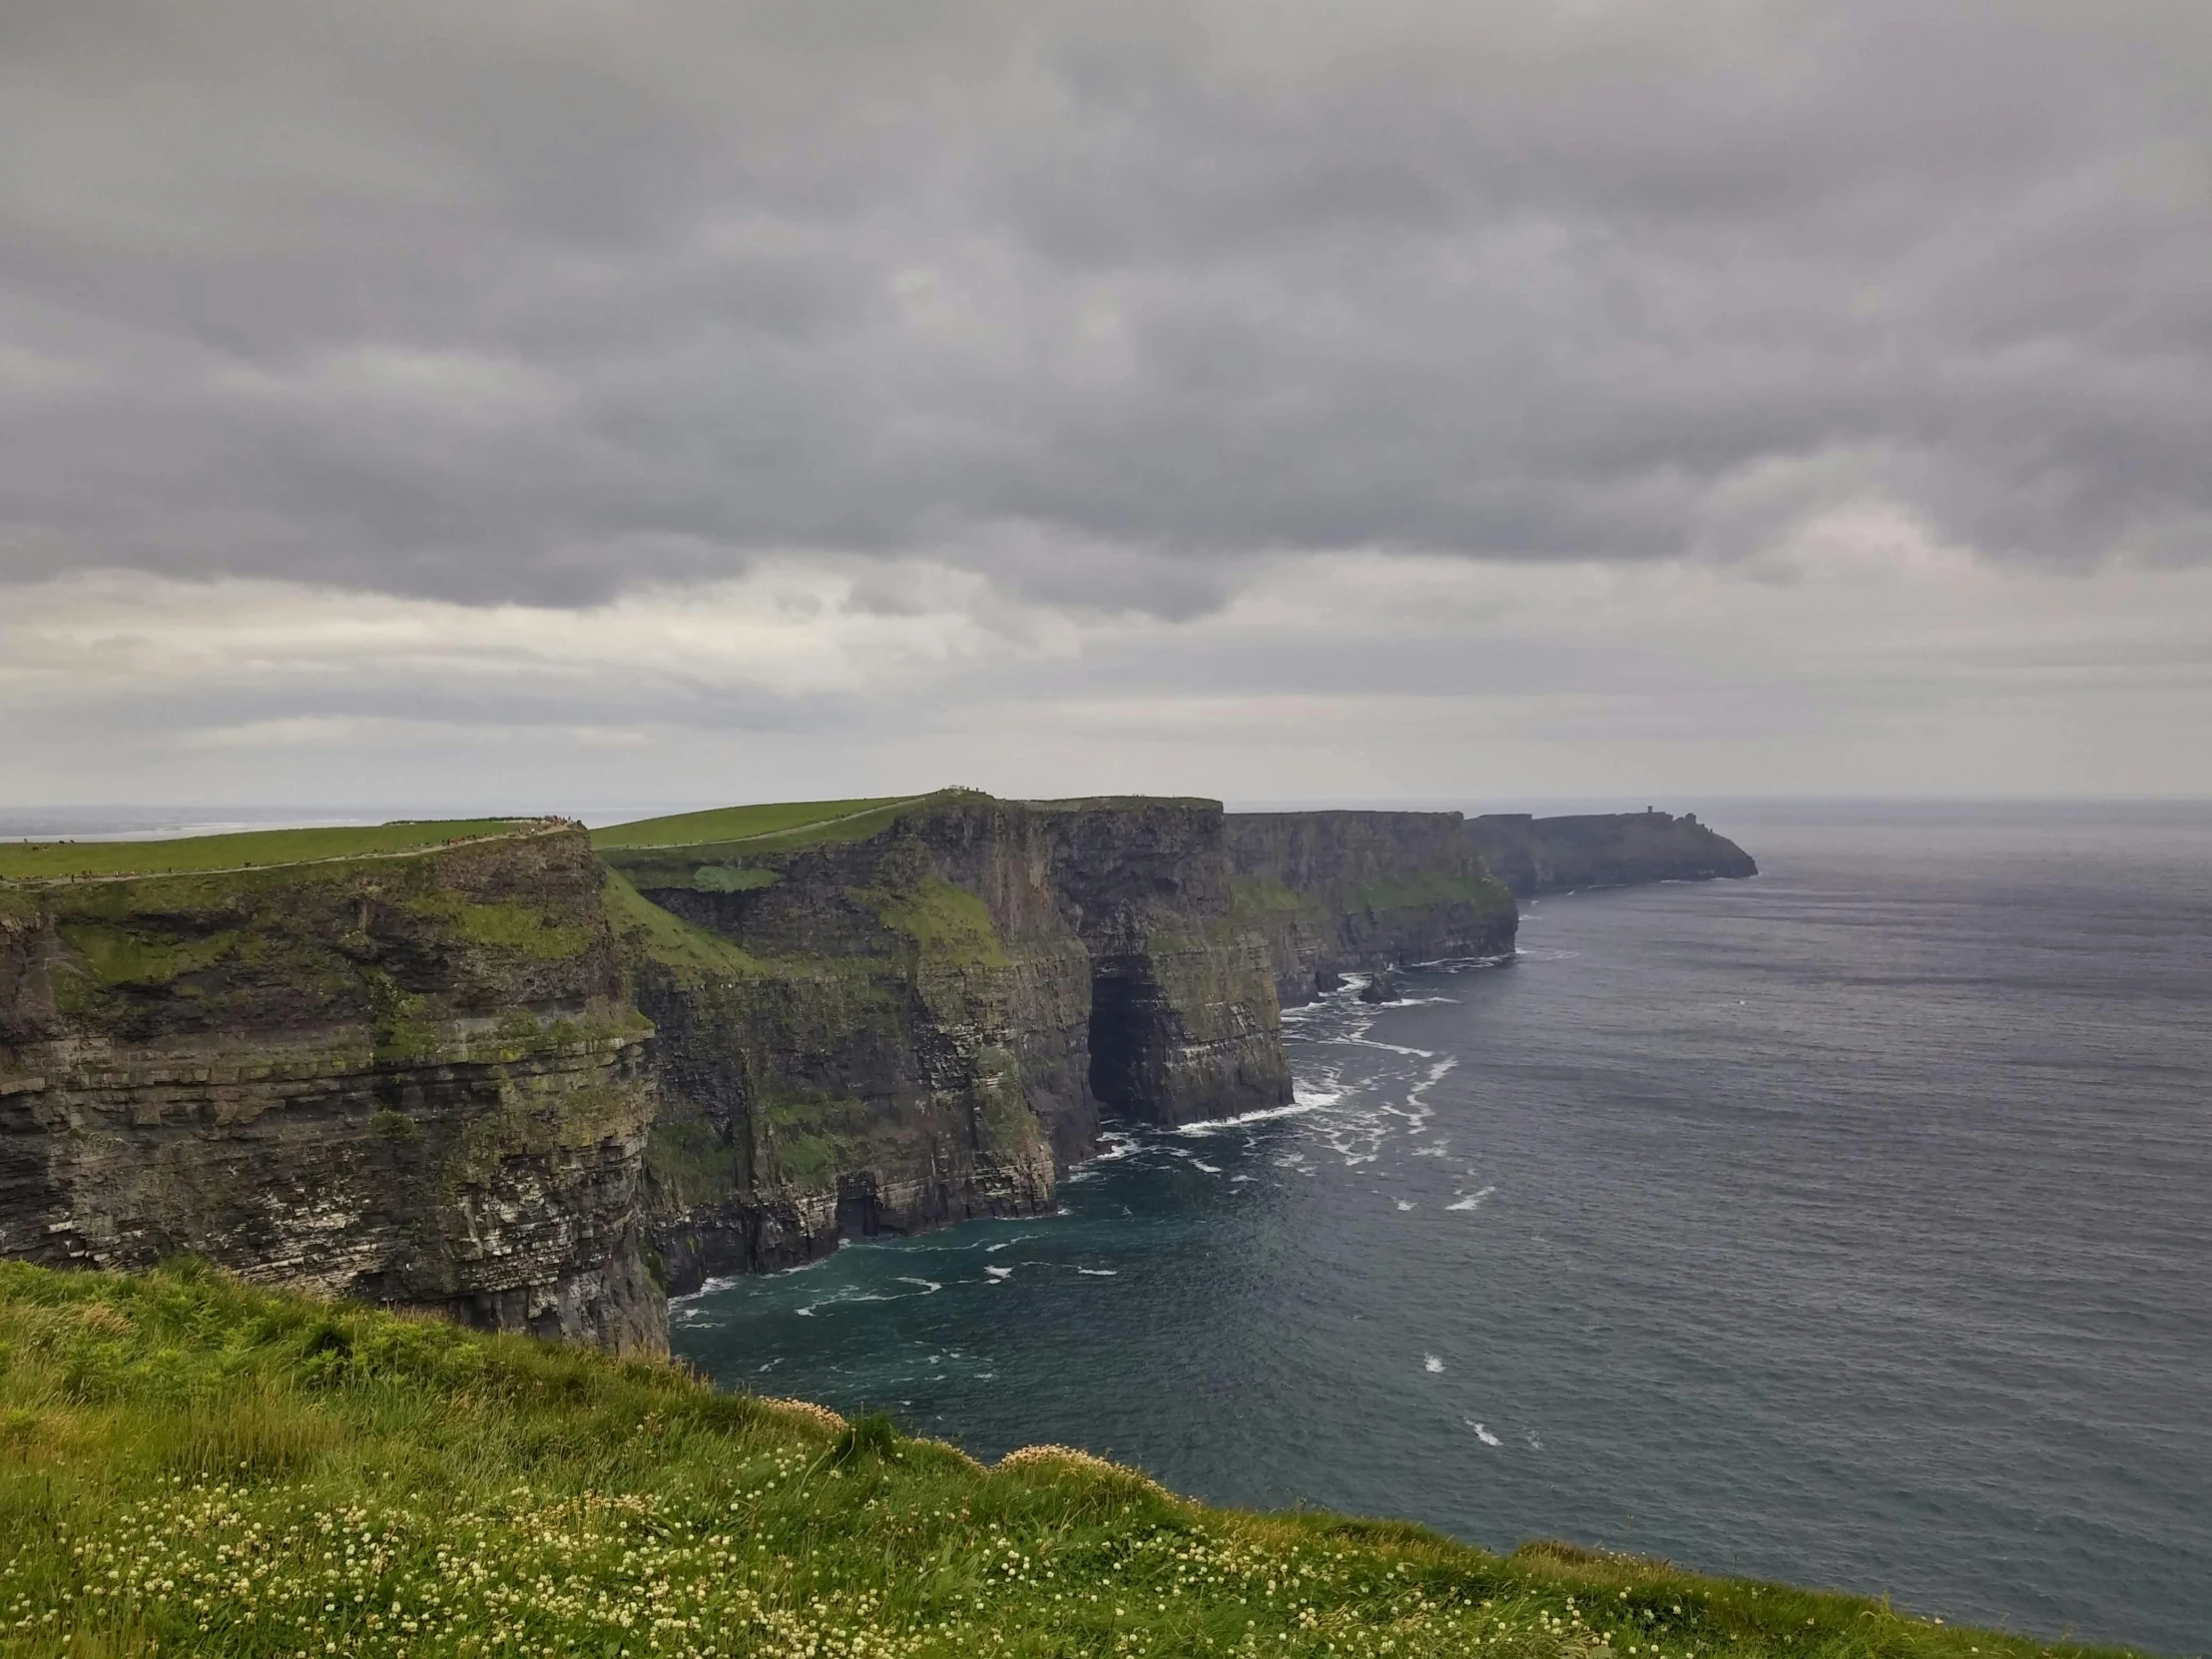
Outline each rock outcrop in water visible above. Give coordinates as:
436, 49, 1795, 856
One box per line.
0, 827, 664, 1353
0, 792, 1753, 1343
1464, 810, 1758, 896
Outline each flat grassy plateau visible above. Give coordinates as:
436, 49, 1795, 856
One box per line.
0, 822, 535, 883
0, 1265, 2138, 1659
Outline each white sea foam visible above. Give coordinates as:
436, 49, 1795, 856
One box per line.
1395, 1199, 1416, 1211
894, 1276, 943, 1294
984, 1266, 1013, 1281
668, 1273, 740, 1306
1446, 1185, 1497, 1212
1076, 1267, 1118, 1276
1466, 1419, 1502, 1446
1179, 1099, 1323, 1131
1190, 1159, 1224, 1174
1424, 1355, 1445, 1374
1065, 1131, 1145, 1181
1334, 1034, 1436, 1059
1525, 1430, 1543, 1450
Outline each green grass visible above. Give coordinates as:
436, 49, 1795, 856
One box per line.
592, 798, 927, 851
0, 821, 534, 882
854, 878, 1012, 969
0, 1264, 2147, 1659
600, 869, 771, 983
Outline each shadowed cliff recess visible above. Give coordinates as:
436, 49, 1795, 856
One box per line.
0, 793, 1756, 1344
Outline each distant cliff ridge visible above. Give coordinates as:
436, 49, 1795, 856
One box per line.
1465, 810, 1758, 897
0, 794, 1755, 1345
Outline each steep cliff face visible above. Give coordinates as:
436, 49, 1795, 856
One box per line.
1465, 811, 1758, 896
0, 794, 1758, 1341
598, 793, 1289, 1289
1225, 812, 1519, 1005
1032, 800, 1291, 1127
0, 828, 663, 1353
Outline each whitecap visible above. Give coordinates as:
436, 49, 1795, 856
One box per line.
894, 1276, 942, 1294
1395, 1199, 1416, 1211
668, 1273, 741, 1305
1466, 1419, 1502, 1446
1424, 1355, 1445, 1374
1446, 1185, 1497, 1212
1190, 1159, 1224, 1174
1076, 1267, 1117, 1277
1178, 1099, 1323, 1131
984, 1266, 1013, 1281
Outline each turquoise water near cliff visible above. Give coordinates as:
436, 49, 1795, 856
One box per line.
671, 805, 2212, 1654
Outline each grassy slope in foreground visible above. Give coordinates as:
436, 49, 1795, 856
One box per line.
0, 1266, 2140, 1659
0, 820, 535, 882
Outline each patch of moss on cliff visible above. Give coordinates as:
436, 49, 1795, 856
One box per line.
601, 867, 771, 984
854, 877, 1011, 969
441, 1064, 653, 1194
400, 888, 595, 959
1342, 867, 1514, 918
1230, 874, 1312, 918
55, 916, 245, 990
644, 1114, 751, 1212
761, 1091, 885, 1190
363, 966, 443, 1064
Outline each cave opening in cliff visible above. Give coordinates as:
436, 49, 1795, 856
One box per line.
1086, 961, 1151, 1114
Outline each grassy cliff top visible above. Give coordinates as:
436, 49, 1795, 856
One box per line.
592, 793, 968, 852
0, 819, 540, 882
0, 1262, 2135, 1659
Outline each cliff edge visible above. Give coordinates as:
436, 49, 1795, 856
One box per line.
0, 793, 1755, 1347
0, 822, 664, 1353
1465, 810, 1758, 897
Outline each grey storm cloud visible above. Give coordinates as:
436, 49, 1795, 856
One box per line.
3, 0, 2209, 610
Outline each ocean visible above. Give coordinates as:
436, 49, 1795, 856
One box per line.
670, 803, 2212, 1654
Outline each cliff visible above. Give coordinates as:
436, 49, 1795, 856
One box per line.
595, 792, 1291, 1290
0, 824, 664, 1353
1465, 810, 1758, 896
0, 793, 1755, 1347
1225, 811, 1518, 1004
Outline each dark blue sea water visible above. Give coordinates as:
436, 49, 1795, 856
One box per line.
668, 805, 2200, 1653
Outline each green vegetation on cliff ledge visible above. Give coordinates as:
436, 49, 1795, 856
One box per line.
0, 1264, 2133, 1659
0, 820, 534, 882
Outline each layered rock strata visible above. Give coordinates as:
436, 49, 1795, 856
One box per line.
600, 794, 1292, 1290
0, 828, 664, 1352
0, 794, 1757, 1345
1225, 811, 1519, 1006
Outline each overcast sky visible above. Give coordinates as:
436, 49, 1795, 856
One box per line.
4, 1, 2208, 811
